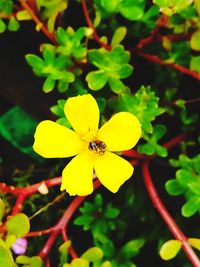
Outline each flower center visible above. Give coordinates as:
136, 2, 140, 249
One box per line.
88, 139, 107, 154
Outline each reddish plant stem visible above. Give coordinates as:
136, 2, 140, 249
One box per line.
81, 0, 111, 50
136, 33, 190, 50
174, 97, 200, 105
62, 230, 78, 259
27, 228, 53, 237
0, 13, 16, 19
0, 176, 62, 196
45, 258, 50, 267
38, 179, 101, 259
12, 194, 26, 215
142, 161, 200, 267
137, 52, 200, 81
0, 177, 62, 232
163, 133, 186, 150
19, 0, 57, 44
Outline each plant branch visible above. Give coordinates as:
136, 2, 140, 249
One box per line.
137, 52, 200, 81
19, 0, 57, 44
38, 179, 101, 259
81, 0, 111, 50
142, 161, 200, 267
136, 33, 190, 50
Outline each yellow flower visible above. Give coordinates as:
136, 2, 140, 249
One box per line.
33, 94, 142, 196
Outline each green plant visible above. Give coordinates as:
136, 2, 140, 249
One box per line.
0, 0, 200, 266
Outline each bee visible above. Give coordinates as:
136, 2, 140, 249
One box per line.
88, 139, 106, 154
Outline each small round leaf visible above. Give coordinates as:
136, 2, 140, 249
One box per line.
6, 213, 30, 238
159, 240, 182, 260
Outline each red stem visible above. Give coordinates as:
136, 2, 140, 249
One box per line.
137, 52, 200, 81
19, 0, 57, 44
81, 0, 111, 50
163, 134, 186, 150
142, 161, 200, 267
38, 179, 101, 259
0, 176, 61, 196
136, 33, 190, 50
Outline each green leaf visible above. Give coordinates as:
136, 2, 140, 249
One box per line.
50, 105, 64, 117
175, 99, 186, 109
5, 234, 16, 248
165, 180, 185, 196
16, 255, 30, 264
43, 76, 56, 93
81, 247, 103, 262
16, 10, 32, 21
111, 27, 127, 47
100, 262, 112, 267
0, 106, 40, 160
115, 64, 133, 79
0, 246, 14, 267
6, 213, 30, 238
59, 241, 71, 265
56, 27, 69, 44
0, 19, 6, 33
153, 124, 167, 140
105, 205, 120, 219
25, 54, 44, 71
190, 56, 200, 73
0, 199, 5, 222
159, 240, 182, 260
56, 117, 71, 127
119, 3, 144, 21
190, 31, 200, 51
94, 194, 103, 207
194, 0, 200, 16
93, 233, 115, 258
176, 169, 195, 186
58, 80, 68, 92
71, 258, 89, 267
101, 0, 119, 12
86, 71, 108, 91
156, 145, 168, 157
108, 77, 127, 94
30, 256, 43, 267
153, 0, 193, 16
43, 48, 55, 65
88, 46, 132, 92
8, 17, 20, 31
74, 215, 94, 230
188, 181, 200, 195
120, 239, 145, 259
182, 197, 200, 217
138, 143, 155, 155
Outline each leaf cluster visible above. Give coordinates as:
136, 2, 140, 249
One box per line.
0, 0, 19, 33
166, 154, 200, 217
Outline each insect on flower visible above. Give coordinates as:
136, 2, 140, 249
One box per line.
33, 94, 142, 196
88, 139, 107, 154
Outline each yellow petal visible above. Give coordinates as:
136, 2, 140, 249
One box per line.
64, 94, 99, 140
97, 112, 141, 152
93, 151, 133, 193
33, 120, 84, 158
61, 151, 94, 196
